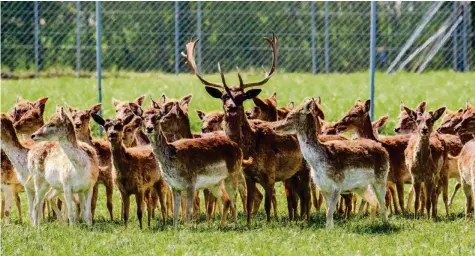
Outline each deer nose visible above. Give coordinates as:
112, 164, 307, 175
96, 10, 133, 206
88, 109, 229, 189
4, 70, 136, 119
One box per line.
394, 127, 400, 133
74, 123, 81, 129
146, 127, 154, 133
30, 134, 36, 139
201, 128, 207, 133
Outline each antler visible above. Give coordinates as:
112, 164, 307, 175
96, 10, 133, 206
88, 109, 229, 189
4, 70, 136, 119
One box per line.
239, 32, 278, 89
181, 39, 224, 89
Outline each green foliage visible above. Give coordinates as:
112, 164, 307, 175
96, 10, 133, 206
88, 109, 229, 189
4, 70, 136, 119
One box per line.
1, 71, 475, 254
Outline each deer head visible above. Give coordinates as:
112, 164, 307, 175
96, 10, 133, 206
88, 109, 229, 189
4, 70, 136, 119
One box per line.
182, 33, 277, 120
413, 107, 446, 138
454, 103, 475, 134
128, 102, 163, 136
334, 100, 371, 134
197, 110, 224, 133
436, 108, 464, 134
113, 95, 145, 125
246, 92, 278, 120
66, 103, 102, 131
0, 114, 18, 146
31, 106, 74, 142
91, 114, 125, 144
273, 98, 321, 135
13, 97, 49, 136
8, 95, 34, 122
394, 101, 426, 134
122, 116, 143, 147
158, 101, 189, 135
277, 101, 295, 120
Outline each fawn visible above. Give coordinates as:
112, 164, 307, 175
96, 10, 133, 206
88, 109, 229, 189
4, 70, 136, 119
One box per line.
397, 102, 463, 214
29, 106, 99, 227
334, 100, 411, 214
454, 105, 475, 219
1, 140, 23, 224
404, 106, 448, 218
65, 103, 114, 221
196, 110, 225, 134
129, 102, 251, 226
273, 98, 389, 229
91, 113, 168, 229
113, 95, 150, 146
122, 116, 143, 147
182, 33, 311, 223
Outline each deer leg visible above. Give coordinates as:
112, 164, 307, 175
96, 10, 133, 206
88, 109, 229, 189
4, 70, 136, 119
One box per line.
173, 189, 181, 227
413, 182, 421, 219
284, 179, 296, 220
317, 191, 324, 211
193, 191, 200, 221
154, 180, 168, 225
372, 182, 388, 223
145, 191, 152, 226
395, 181, 405, 213
440, 175, 449, 216
106, 180, 114, 221
1, 185, 15, 224
264, 181, 275, 222
121, 192, 130, 228
245, 177, 256, 225
407, 185, 414, 212
252, 188, 263, 216
272, 187, 278, 219
135, 192, 144, 229
449, 182, 461, 207
388, 184, 399, 214
90, 183, 98, 222
185, 186, 195, 224
322, 189, 339, 229
423, 181, 433, 218
311, 182, 318, 212
238, 178, 247, 214
77, 192, 86, 222
15, 192, 22, 224
33, 178, 49, 228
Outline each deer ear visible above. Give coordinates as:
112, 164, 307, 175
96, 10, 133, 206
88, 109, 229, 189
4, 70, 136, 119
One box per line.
113, 99, 120, 106
403, 106, 417, 120
90, 104, 102, 114
457, 108, 464, 114
271, 92, 277, 103
315, 96, 321, 105
303, 99, 314, 114
245, 89, 262, 99
91, 113, 105, 126
364, 99, 371, 113
170, 102, 179, 115
65, 103, 75, 113
150, 99, 160, 110
252, 97, 266, 108
466, 101, 472, 110
416, 101, 426, 114
179, 94, 193, 113
196, 110, 205, 120
205, 87, 223, 99
432, 107, 446, 121
400, 102, 405, 112
56, 105, 64, 119
33, 97, 48, 116
135, 95, 146, 106
16, 95, 23, 103
129, 103, 143, 117
161, 94, 167, 104
373, 115, 389, 129
287, 101, 294, 110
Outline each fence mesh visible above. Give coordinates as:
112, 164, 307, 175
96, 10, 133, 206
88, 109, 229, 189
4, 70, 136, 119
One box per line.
1, 1, 473, 77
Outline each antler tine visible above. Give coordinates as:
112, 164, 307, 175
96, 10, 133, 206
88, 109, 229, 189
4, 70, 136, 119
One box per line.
218, 63, 235, 100
236, 66, 244, 87
241, 32, 278, 89
181, 39, 224, 89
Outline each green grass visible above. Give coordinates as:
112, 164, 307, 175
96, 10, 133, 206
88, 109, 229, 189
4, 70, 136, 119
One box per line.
2, 71, 475, 255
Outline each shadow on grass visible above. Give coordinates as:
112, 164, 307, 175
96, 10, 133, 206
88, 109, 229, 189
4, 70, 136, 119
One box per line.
346, 222, 402, 235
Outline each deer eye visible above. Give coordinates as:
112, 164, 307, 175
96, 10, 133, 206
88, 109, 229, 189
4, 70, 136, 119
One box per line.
126, 129, 132, 132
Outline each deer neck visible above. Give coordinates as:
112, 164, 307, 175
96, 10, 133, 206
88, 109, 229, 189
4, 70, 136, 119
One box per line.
75, 127, 93, 145
357, 115, 378, 140
58, 128, 87, 169
1, 135, 29, 184
175, 117, 194, 140
134, 129, 150, 145
295, 114, 326, 164
459, 133, 474, 144
413, 134, 431, 164
109, 139, 128, 168
148, 129, 173, 164
224, 107, 254, 149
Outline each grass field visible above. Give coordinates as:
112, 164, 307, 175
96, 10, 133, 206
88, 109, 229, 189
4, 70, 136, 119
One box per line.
1, 71, 475, 255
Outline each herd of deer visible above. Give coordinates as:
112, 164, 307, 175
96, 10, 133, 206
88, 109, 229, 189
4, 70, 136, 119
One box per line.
1, 33, 474, 230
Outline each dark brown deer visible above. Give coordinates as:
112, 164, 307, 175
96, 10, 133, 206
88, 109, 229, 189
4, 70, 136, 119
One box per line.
182, 33, 311, 223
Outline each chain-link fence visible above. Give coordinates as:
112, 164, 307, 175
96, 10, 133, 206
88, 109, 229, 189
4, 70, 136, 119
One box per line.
1, 1, 473, 77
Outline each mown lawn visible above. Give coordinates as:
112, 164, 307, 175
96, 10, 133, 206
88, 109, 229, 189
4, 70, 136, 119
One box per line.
1, 71, 475, 255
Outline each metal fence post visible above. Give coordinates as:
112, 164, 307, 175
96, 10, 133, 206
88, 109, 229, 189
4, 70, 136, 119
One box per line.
174, 1, 180, 75
96, 1, 103, 136
197, 1, 202, 72
324, 1, 330, 73
369, 1, 376, 120
311, 1, 317, 74
462, 2, 469, 72
76, 1, 81, 77
452, 2, 458, 71
34, 1, 39, 77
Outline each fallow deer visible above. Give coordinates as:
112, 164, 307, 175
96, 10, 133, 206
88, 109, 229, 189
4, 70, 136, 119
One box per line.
273, 98, 389, 229
122, 116, 143, 148
334, 100, 411, 214
65, 103, 114, 221
196, 110, 224, 134
29, 106, 99, 227
113, 95, 150, 146
404, 106, 448, 218
182, 33, 311, 223
454, 106, 475, 219
90, 113, 168, 229
397, 102, 464, 214
129, 102, 251, 226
